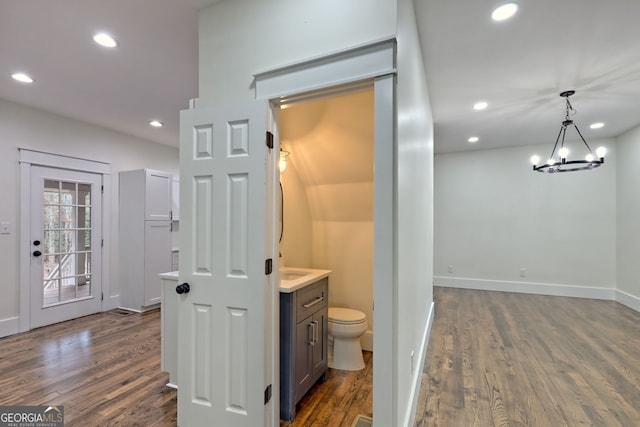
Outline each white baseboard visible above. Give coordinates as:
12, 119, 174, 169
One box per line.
361, 330, 374, 352
405, 301, 434, 427
615, 289, 640, 312
0, 316, 20, 338
434, 276, 616, 301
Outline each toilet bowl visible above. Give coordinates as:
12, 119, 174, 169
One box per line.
328, 307, 368, 371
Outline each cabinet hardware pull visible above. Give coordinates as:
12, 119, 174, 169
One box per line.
313, 320, 319, 344
303, 296, 324, 308
308, 323, 315, 346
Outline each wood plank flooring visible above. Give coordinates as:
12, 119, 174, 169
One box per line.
6, 287, 635, 427
414, 287, 640, 427
0, 309, 176, 426
0, 309, 372, 426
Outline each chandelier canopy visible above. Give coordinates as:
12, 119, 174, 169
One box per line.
530, 90, 606, 173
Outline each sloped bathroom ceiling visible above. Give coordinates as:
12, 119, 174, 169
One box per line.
280, 89, 374, 222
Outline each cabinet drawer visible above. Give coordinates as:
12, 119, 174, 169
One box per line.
296, 278, 328, 323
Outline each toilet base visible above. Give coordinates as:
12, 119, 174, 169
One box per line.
329, 337, 365, 371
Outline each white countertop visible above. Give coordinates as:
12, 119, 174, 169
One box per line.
278, 267, 332, 293
159, 271, 179, 280
159, 267, 331, 292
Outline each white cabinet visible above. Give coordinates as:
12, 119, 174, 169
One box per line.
119, 169, 174, 311
160, 271, 179, 387
171, 177, 180, 221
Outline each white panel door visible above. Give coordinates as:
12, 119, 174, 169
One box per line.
30, 166, 103, 328
178, 101, 277, 427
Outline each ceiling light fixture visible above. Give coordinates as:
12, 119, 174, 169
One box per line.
12, 72, 34, 83
473, 101, 488, 111
530, 90, 606, 173
492, 2, 519, 21
149, 120, 164, 127
590, 122, 604, 129
93, 32, 117, 48
468, 136, 479, 143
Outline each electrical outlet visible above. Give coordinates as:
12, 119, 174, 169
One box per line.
519, 268, 526, 277
0, 222, 10, 234
448, 265, 454, 274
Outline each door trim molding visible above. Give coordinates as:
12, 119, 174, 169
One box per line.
18, 149, 112, 332
253, 37, 396, 101
253, 39, 398, 425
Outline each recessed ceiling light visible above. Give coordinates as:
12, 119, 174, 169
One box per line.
93, 32, 117, 48
11, 72, 34, 83
492, 3, 519, 21
149, 120, 164, 128
468, 136, 479, 143
590, 122, 604, 129
473, 101, 488, 111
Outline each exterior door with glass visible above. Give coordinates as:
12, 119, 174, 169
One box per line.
30, 166, 103, 328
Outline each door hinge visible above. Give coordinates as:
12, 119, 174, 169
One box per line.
265, 258, 273, 275
264, 384, 272, 405
101, 185, 104, 194
101, 292, 104, 301
101, 239, 104, 247
266, 131, 274, 149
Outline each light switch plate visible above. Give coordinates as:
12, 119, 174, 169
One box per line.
0, 222, 11, 234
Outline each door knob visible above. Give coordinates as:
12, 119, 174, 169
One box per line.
33, 250, 42, 257
33, 240, 41, 246
176, 283, 190, 294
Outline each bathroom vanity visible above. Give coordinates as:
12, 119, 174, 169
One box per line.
279, 267, 331, 422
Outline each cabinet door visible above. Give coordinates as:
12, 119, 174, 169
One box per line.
171, 177, 180, 221
311, 308, 328, 379
145, 170, 172, 221
144, 220, 172, 305
294, 316, 314, 401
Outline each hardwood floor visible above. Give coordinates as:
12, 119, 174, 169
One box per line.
279, 352, 373, 427
414, 287, 640, 427
0, 309, 372, 426
9, 287, 634, 427
0, 309, 177, 426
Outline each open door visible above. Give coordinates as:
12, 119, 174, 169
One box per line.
177, 101, 277, 426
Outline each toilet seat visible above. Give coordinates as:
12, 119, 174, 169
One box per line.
328, 307, 366, 325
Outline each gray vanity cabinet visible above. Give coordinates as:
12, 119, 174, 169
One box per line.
280, 278, 329, 422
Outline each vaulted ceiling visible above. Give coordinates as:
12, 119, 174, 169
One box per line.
1, 0, 639, 153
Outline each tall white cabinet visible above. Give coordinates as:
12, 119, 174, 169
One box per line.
119, 169, 174, 311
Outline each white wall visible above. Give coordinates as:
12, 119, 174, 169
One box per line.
396, 0, 435, 425
198, 0, 396, 105
0, 98, 178, 336
617, 125, 640, 300
434, 141, 617, 292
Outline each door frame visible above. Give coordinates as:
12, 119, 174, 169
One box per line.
18, 149, 112, 333
254, 37, 397, 425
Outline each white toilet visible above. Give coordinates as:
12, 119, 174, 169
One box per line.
328, 307, 368, 371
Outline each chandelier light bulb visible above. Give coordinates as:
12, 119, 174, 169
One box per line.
547, 158, 555, 166
596, 146, 607, 158
558, 147, 569, 159
585, 153, 595, 162
530, 155, 540, 165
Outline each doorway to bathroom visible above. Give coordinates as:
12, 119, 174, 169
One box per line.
278, 88, 375, 355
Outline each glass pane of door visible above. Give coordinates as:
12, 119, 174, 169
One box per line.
42, 179, 93, 307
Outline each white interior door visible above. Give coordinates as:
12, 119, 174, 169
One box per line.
178, 101, 277, 426
30, 165, 103, 328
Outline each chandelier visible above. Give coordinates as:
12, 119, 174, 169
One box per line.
530, 90, 606, 173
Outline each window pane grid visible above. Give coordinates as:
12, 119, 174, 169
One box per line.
41, 179, 94, 307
